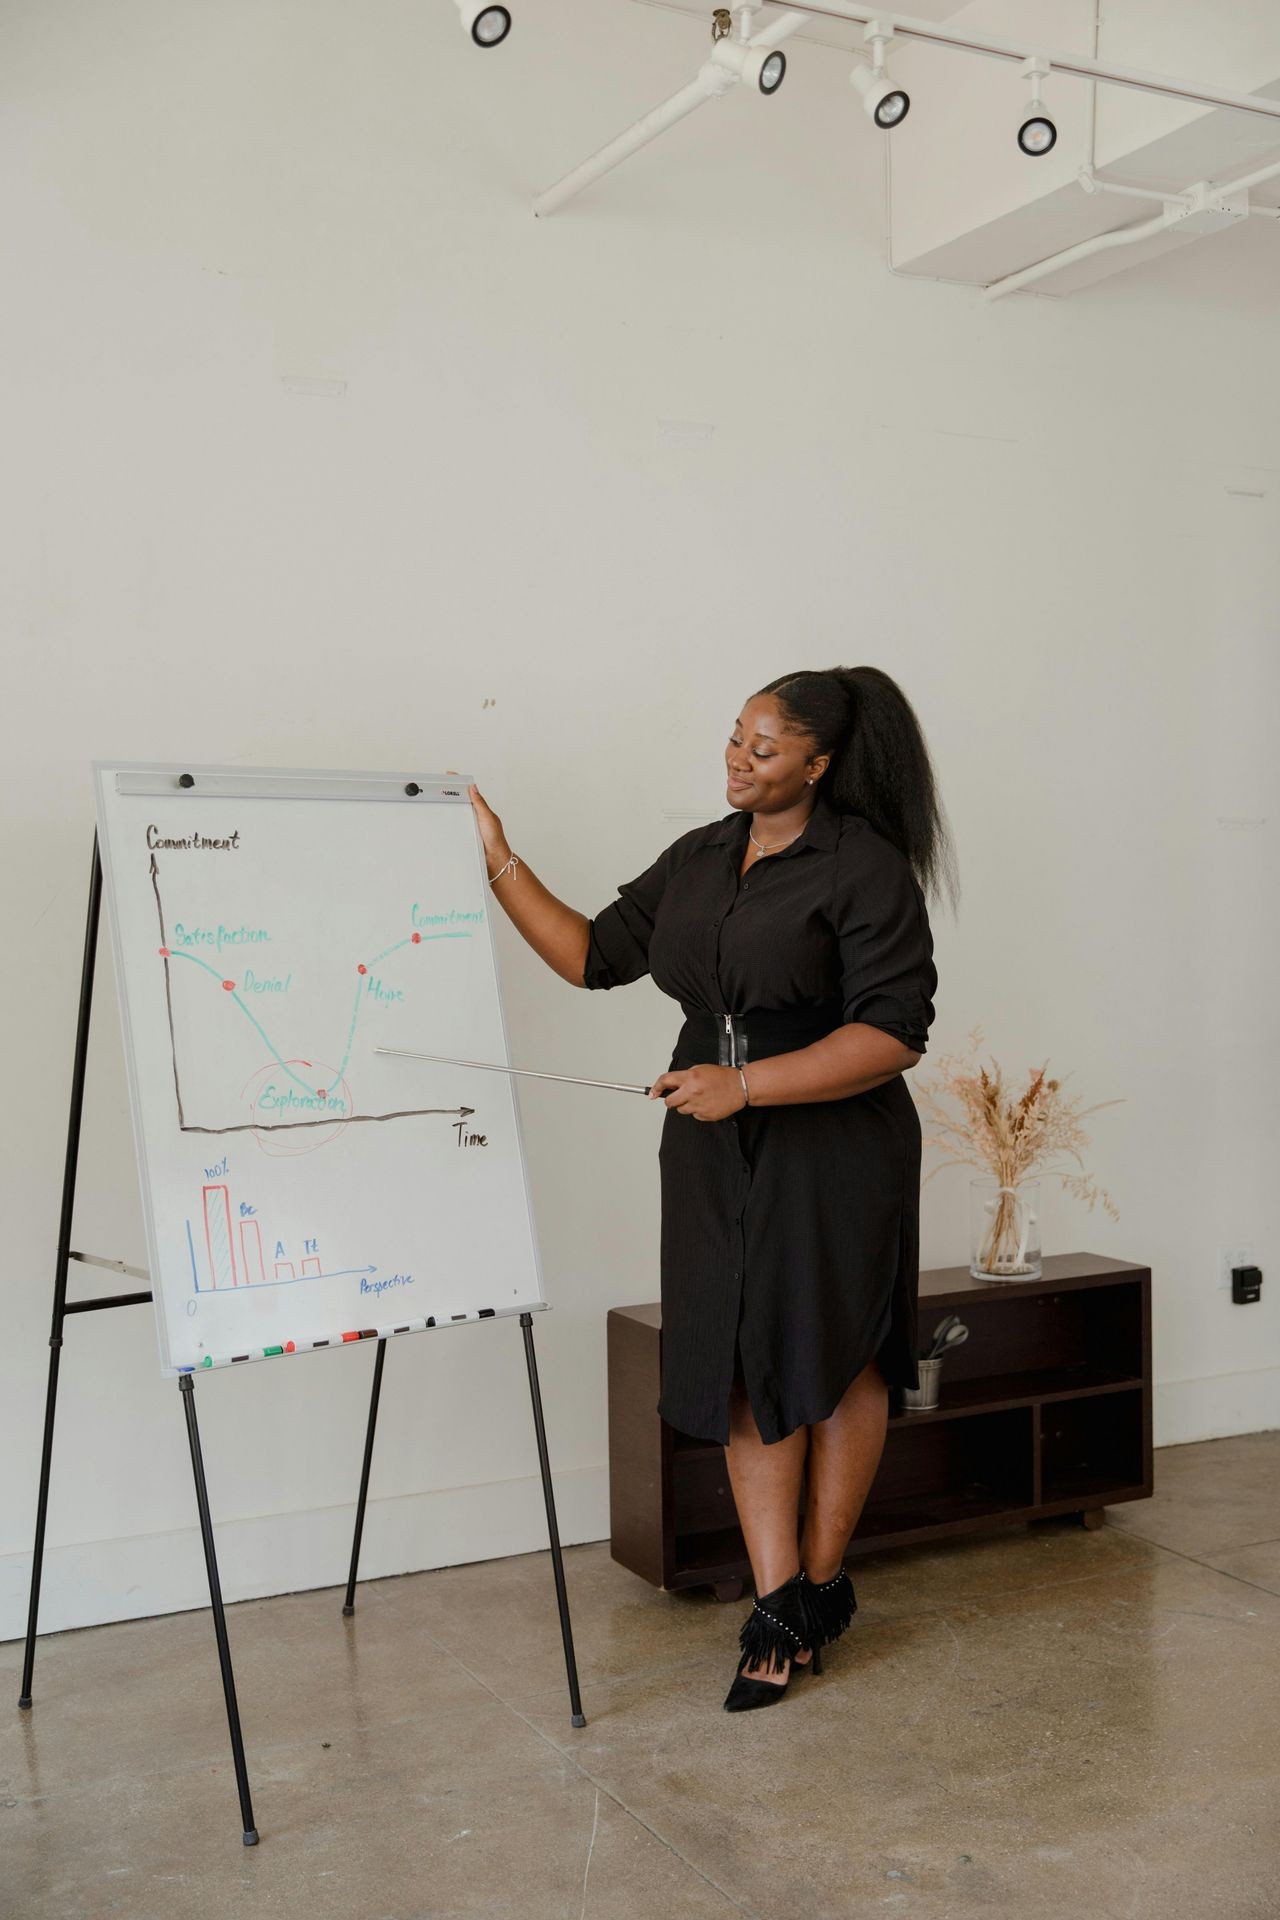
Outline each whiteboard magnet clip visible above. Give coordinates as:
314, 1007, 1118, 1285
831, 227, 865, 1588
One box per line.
404, 782, 422, 796
178, 773, 195, 789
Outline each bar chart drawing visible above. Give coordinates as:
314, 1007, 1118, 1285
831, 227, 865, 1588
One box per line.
189, 1182, 379, 1296
239, 1216, 266, 1286
203, 1184, 238, 1290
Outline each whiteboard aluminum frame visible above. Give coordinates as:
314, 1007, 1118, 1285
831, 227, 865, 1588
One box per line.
112, 768, 471, 804
92, 759, 548, 1378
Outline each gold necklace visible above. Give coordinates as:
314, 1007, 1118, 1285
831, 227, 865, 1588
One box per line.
747, 820, 804, 858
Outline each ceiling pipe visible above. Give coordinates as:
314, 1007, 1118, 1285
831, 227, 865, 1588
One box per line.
533, 9, 809, 217
533, 73, 733, 218
985, 154, 1280, 299
1078, 166, 1193, 208
1222, 153, 1280, 195
747, 6, 814, 50
982, 206, 1169, 300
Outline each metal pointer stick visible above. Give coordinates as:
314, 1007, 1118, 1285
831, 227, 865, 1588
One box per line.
374, 1045, 653, 1096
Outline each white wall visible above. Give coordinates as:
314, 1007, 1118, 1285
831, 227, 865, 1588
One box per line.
2, 0, 1277, 1637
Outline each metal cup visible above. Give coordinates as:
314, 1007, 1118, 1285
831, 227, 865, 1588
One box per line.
900, 1355, 943, 1412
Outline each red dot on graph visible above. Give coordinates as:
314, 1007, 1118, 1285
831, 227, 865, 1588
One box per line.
222, 980, 235, 992
411, 932, 421, 944
316, 1088, 326, 1098
357, 964, 367, 974
158, 946, 170, 958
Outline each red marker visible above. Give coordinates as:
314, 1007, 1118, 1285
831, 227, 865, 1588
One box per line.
341, 1331, 360, 1343
285, 1341, 296, 1353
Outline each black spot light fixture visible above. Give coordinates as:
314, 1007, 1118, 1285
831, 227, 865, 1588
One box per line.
457, 1, 511, 48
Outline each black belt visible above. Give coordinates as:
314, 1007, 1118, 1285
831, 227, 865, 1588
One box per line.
675, 1003, 844, 1066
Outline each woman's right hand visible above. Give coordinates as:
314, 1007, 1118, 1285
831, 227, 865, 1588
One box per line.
447, 772, 511, 879
447, 771, 587, 986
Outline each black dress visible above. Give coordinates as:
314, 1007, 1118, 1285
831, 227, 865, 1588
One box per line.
583, 788, 939, 1447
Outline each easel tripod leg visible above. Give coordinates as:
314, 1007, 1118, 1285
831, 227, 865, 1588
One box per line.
179, 1375, 259, 1846
519, 1312, 586, 1728
19, 837, 102, 1712
343, 1337, 387, 1614
19, 1345, 64, 1710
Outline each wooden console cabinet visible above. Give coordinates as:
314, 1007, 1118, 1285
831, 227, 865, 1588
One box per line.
606, 1251, 1152, 1598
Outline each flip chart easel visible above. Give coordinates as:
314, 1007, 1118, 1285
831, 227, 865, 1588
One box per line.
18, 810, 586, 1849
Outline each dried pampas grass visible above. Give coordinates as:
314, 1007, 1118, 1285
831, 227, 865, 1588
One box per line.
914, 1024, 1124, 1223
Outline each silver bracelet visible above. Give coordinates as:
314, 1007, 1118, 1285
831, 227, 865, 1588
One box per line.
738, 1067, 750, 1107
490, 851, 520, 887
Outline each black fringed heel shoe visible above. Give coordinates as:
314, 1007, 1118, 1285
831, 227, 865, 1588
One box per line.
722, 1571, 822, 1712
799, 1566, 858, 1654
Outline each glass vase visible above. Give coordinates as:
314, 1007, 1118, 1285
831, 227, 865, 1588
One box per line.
970, 1177, 1041, 1281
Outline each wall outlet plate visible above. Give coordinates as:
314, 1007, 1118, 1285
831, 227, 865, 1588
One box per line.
1220, 1243, 1255, 1291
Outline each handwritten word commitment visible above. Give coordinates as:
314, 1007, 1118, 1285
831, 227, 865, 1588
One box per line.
146, 825, 241, 852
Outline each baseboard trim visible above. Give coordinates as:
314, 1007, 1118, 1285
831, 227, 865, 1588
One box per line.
7, 1371, 1277, 1641
1154, 1366, 1280, 1447
1, 1464, 610, 1641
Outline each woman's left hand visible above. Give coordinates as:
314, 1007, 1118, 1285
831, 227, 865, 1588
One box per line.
647, 1065, 746, 1121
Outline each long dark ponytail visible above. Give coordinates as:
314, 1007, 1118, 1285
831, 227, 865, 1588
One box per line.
757, 665, 959, 914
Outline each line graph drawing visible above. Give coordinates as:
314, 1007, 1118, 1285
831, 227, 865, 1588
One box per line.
148, 853, 481, 1141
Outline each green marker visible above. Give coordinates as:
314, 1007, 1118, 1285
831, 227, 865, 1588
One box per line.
200, 1347, 283, 1368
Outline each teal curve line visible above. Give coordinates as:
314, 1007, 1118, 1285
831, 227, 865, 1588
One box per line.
326, 933, 473, 1089
334, 978, 363, 1088
168, 950, 319, 1100
368, 933, 414, 967
165, 930, 475, 1104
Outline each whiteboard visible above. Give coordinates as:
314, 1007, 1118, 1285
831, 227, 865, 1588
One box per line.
93, 763, 545, 1376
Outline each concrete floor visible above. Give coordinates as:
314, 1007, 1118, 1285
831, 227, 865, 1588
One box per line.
4, 1430, 1278, 1920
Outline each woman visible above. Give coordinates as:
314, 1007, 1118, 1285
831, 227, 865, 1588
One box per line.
467, 666, 952, 1712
